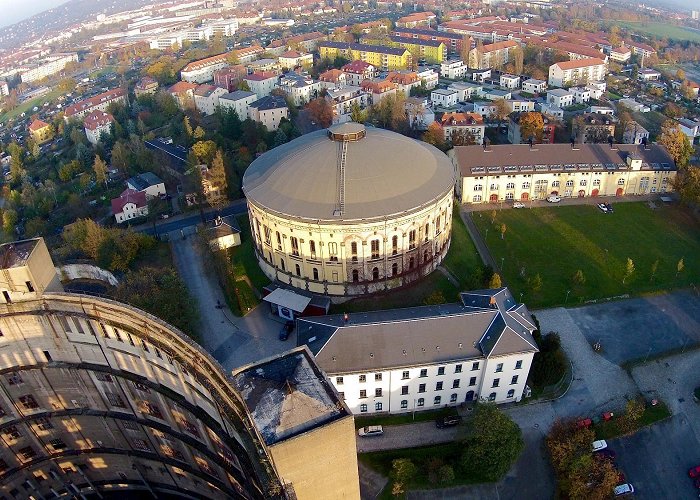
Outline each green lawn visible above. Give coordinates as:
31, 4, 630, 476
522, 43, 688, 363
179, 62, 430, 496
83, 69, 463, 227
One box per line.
443, 208, 483, 288
594, 401, 671, 440
630, 110, 667, 140
232, 215, 271, 292
472, 202, 700, 308
611, 20, 700, 43
0, 89, 63, 124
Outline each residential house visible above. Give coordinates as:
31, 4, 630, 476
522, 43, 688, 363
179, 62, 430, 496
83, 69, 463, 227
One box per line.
111, 189, 148, 224
618, 98, 650, 113
440, 59, 469, 80
610, 46, 631, 62
181, 53, 230, 83
386, 71, 421, 96
278, 72, 322, 106
547, 89, 574, 108
168, 81, 197, 109
678, 118, 700, 144
319, 69, 347, 90
548, 58, 607, 88
477, 87, 511, 101
431, 88, 459, 108
405, 97, 435, 130
638, 68, 661, 82
126, 172, 165, 199
361, 79, 398, 105
575, 113, 615, 143
248, 95, 289, 131
570, 86, 591, 104
589, 105, 615, 115
508, 113, 556, 145
416, 67, 439, 89
622, 121, 650, 145
585, 82, 606, 100
504, 99, 535, 113
297, 288, 539, 414
208, 215, 241, 251
247, 58, 282, 74
0, 80, 8, 96
454, 143, 676, 204
134, 76, 158, 97
627, 42, 656, 59
194, 84, 227, 115
341, 61, 378, 86
278, 51, 314, 71
468, 40, 519, 70
473, 101, 498, 119
471, 69, 492, 83
83, 111, 114, 145
213, 65, 247, 92
521, 78, 547, 94
28, 119, 53, 145
244, 71, 280, 98
326, 86, 369, 123
500, 74, 520, 90
538, 102, 564, 120
439, 112, 485, 145
218, 90, 257, 119
448, 82, 482, 102
64, 88, 125, 122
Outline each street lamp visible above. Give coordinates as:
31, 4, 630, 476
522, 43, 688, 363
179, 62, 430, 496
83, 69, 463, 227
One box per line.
501, 257, 504, 270
565, 290, 571, 305
485, 228, 489, 240
519, 291, 523, 302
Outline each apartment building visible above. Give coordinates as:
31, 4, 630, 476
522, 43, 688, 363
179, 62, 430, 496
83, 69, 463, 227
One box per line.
248, 95, 289, 131
63, 88, 125, 122
193, 84, 227, 115
393, 27, 467, 55
440, 59, 469, 80
386, 71, 422, 96
0, 80, 8, 96
610, 46, 631, 62
522, 78, 547, 94
342, 60, 378, 86
20, 53, 78, 83
575, 113, 615, 143
213, 65, 246, 92
278, 50, 314, 70
548, 58, 607, 88
622, 121, 650, 144
218, 90, 257, 119
181, 53, 230, 83
278, 72, 321, 106
167, 81, 197, 109
366, 36, 446, 64
244, 71, 280, 98
439, 112, 485, 145
297, 288, 538, 414
396, 11, 437, 28
361, 79, 398, 105
83, 111, 114, 145
319, 68, 348, 89
454, 143, 676, 204
230, 44, 264, 64
326, 86, 369, 123
134, 76, 158, 97
319, 42, 412, 71
28, 119, 53, 145
468, 40, 519, 70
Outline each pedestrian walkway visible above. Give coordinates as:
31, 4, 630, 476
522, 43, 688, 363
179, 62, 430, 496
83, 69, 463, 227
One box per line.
459, 208, 499, 273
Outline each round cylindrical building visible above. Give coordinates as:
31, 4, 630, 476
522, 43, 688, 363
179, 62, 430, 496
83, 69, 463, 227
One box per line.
243, 123, 456, 296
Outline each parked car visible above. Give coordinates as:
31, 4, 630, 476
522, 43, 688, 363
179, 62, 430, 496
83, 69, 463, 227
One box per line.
597, 203, 609, 213
613, 483, 634, 496
513, 201, 525, 209
546, 195, 561, 203
605, 203, 614, 213
592, 439, 608, 452
576, 418, 592, 429
278, 321, 294, 341
358, 425, 383, 437
436, 415, 462, 428
689, 465, 700, 478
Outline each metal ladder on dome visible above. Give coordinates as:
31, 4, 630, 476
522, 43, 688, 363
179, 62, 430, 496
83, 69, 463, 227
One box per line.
334, 139, 348, 217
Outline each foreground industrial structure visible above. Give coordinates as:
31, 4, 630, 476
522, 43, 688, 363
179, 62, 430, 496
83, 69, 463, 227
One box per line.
0, 238, 359, 499
243, 123, 456, 297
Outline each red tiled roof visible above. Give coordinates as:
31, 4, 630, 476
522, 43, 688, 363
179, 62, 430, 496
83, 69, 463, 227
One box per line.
29, 119, 50, 131
244, 71, 278, 81
111, 189, 147, 214
480, 40, 519, 53
319, 69, 345, 82
361, 79, 397, 93
182, 53, 228, 73
386, 71, 419, 85
168, 81, 198, 94
64, 88, 124, 117
136, 76, 158, 89
83, 111, 114, 131
280, 50, 304, 58
439, 112, 484, 126
342, 60, 374, 74
553, 58, 606, 70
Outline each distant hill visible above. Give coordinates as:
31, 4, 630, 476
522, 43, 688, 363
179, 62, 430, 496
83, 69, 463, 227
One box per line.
0, 0, 156, 50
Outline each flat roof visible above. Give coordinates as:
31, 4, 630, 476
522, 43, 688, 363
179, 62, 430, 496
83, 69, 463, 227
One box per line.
263, 288, 311, 313
0, 239, 40, 269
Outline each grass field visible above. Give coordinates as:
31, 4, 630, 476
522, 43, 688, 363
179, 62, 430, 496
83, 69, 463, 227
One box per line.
472, 202, 700, 308
611, 20, 700, 43
0, 89, 62, 124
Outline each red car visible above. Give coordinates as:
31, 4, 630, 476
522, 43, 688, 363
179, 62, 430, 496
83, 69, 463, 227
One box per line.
689, 465, 700, 478
576, 418, 592, 429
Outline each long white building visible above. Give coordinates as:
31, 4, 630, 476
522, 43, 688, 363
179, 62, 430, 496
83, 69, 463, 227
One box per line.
298, 288, 538, 414
548, 58, 607, 88
20, 53, 78, 83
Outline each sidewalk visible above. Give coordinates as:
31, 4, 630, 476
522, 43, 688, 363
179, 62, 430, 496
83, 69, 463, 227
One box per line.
459, 208, 499, 273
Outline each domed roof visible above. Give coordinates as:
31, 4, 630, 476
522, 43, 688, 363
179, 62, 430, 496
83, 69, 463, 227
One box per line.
243, 124, 455, 222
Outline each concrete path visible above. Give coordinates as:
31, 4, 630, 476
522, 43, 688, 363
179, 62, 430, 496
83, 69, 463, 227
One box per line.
358, 462, 388, 500
459, 208, 499, 272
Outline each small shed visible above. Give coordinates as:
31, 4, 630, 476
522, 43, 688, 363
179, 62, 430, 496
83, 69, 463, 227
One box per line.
262, 285, 331, 320
208, 215, 241, 250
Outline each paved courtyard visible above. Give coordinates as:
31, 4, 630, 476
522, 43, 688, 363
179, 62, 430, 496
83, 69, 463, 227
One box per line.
567, 290, 700, 364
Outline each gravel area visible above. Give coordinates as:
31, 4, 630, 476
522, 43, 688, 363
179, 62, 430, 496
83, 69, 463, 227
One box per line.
356, 422, 458, 453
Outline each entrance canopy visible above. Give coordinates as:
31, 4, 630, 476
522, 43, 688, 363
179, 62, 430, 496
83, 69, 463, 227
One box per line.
263, 288, 312, 313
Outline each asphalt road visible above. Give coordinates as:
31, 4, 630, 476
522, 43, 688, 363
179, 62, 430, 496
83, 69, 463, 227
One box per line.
138, 199, 248, 235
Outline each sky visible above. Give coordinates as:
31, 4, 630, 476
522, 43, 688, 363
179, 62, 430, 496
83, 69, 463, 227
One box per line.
0, 0, 70, 28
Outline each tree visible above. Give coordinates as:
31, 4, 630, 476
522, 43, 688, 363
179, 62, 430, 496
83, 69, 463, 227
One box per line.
422, 122, 446, 149
2, 208, 17, 234
192, 140, 218, 164
518, 112, 545, 143
676, 69, 686, 81
305, 97, 334, 128
489, 272, 502, 288
530, 273, 543, 292
513, 46, 524, 75
677, 257, 684, 277
350, 101, 366, 123
206, 149, 228, 208
672, 166, 700, 205
111, 142, 132, 172
461, 403, 524, 481
662, 102, 683, 119
658, 120, 694, 168
617, 398, 645, 435
273, 128, 288, 147
567, 453, 620, 500
500, 223, 507, 239
492, 99, 509, 122
93, 155, 108, 187
193, 126, 205, 139
546, 419, 595, 474
623, 257, 635, 284
183, 116, 194, 138
390, 459, 417, 485
571, 269, 586, 286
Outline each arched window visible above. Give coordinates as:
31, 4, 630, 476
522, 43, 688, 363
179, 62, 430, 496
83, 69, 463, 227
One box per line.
372, 267, 379, 280
295, 264, 300, 276
352, 270, 359, 282
409, 257, 415, 269
309, 240, 316, 258
423, 250, 428, 262
276, 231, 282, 250
312, 268, 319, 280
280, 259, 286, 271
392, 263, 398, 276
370, 239, 380, 259
351, 242, 358, 261
392, 235, 398, 255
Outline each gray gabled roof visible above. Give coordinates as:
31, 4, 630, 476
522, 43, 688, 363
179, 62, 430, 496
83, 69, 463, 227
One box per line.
297, 287, 538, 375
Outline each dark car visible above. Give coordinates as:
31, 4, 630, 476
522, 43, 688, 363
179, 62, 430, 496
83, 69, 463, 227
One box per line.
605, 203, 614, 213
279, 321, 294, 341
436, 415, 462, 428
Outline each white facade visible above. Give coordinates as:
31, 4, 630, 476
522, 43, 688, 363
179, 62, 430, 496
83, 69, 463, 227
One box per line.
194, 86, 227, 115
114, 200, 148, 223
440, 59, 468, 80
477, 87, 511, 100
500, 74, 520, 89
326, 86, 369, 123
85, 121, 112, 144
473, 101, 497, 118
638, 69, 661, 81
182, 58, 229, 84
417, 67, 439, 89
622, 121, 650, 144
538, 102, 564, 119
244, 74, 280, 98
278, 73, 322, 106
547, 89, 574, 108
522, 78, 547, 94
570, 86, 591, 104
431, 89, 459, 107
505, 99, 535, 113
448, 82, 482, 101
548, 59, 607, 88
0, 80, 8, 96
219, 91, 257, 119
20, 53, 78, 83
248, 99, 289, 131
610, 47, 631, 62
